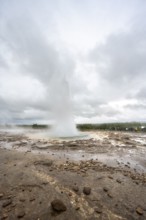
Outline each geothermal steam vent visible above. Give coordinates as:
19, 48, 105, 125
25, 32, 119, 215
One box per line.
49, 73, 78, 137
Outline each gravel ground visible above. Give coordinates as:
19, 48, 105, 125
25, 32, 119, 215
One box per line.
0, 130, 146, 220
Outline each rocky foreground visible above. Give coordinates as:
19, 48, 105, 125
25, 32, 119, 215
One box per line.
0, 130, 146, 219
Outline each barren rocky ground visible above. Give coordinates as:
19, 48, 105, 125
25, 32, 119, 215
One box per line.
0, 130, 146, 220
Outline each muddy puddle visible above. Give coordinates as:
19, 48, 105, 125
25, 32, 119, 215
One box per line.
0, 129, 146, 173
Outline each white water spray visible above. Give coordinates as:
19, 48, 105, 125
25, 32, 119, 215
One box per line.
49, 73, 78, 137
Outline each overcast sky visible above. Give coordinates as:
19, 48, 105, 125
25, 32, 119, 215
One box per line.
0, 0, 146, 124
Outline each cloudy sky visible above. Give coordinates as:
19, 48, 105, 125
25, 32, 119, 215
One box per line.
0, 0, 146, 124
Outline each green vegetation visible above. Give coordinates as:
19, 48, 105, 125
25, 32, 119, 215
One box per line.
18, 124, 49, 129
32, 124, 49, 129
77, 122, 146, 132
17, 122, 146, 132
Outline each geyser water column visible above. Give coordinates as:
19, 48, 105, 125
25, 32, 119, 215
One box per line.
49, 73, 78, 137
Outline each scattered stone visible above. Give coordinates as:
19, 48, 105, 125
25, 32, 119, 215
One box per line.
30, 197, 35, 202
34, 160, 53, 166
42, 181, 48, 185
136, 207, 143, 215
116, 179, 122, 183
2, 199, 12, 207
75, 206, 80, 210
107, 192, 113, 198
21, 141, 28, 145
0, 193, 4, 198
68, 192, 72, 196
51, 199, 67, 212
94, 207, 102, 214
72, 186, 79, 192
16, 208, 25, 218
103, 187, 109, 192
96, 176, 103, 180
19, 197, 25, 202
83, 187, 91, 195
108, 175, 113, 179
73, 166, 80, 171
135, 180, 139, 185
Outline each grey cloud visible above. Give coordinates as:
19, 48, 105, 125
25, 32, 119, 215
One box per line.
125, 103, 146, 110
90, 30, 146, 85
88, 13, 146, 112
0, 0, 146, 123
1, 17, 63, 80
0, 54, 7, 68
136, 87, 146, 100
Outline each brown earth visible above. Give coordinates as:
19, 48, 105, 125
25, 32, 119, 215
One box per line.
0, 130, 146, 220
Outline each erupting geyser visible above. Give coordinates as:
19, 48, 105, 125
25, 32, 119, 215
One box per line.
49, 73, 78, 137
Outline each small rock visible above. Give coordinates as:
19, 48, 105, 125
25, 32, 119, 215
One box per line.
2, 199, 12, 207
21, 141, 28, 145
19, 197, 25, 202
34, 160, 53, 167
16, 209, 25, 218
103, 187, 109, 192
94, 207, 102, 214
0, 193, 4, 198
107, 193, 113, 198
75, 206, 80, 210
68, 192, 72, 196
108, 175, 113, 179
135, 180, 139, 185
72, 186, 79, 192
51, 199, 67, 212
83, 187, 91, 195
136, 207, 143, 215
116, 179, 122, 183
42, 181, 48, 185
30, 197, 35, 202
73, 166, 80, 171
